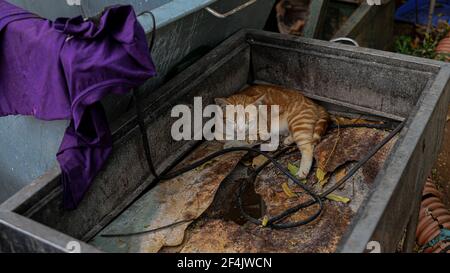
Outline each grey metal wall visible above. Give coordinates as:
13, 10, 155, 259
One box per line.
0, 117, 67, 202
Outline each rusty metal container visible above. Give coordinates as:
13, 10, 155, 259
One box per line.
0, 29, 449, 253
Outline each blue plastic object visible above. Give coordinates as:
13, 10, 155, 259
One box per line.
395, 0, 450, 26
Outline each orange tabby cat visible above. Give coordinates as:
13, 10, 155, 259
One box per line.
215, 85, 329, 179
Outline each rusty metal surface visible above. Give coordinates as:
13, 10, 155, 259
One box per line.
90, 141, 245, 253
315, 127, 398, 182
159, 127, 396, 253
175, 212, 351, 253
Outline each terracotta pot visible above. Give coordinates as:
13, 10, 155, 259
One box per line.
436, 34, 450, 61
416, 178, 450, 253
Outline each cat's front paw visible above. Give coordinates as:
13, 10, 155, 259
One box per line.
296, 168, 309, 180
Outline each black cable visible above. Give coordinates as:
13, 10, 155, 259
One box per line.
137, 10, 156, 53
132, 10, 158, 178
101, 218, 195, 238
101, 145, 323, 237
237, 121, 405, 229
101, 122, 403, 237
320, 121, 404, 197
132, 89, 159, 179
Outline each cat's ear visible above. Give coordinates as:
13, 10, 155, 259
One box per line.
214, 98, 229, 108
253, 94, 266, 106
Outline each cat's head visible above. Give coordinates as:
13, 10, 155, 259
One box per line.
214, 94, 266, 142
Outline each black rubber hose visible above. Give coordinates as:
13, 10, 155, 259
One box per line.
101, 122, 403, 237
237, 121, 405, 229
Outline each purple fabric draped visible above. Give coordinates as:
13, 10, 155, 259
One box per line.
0, 1, 156, 209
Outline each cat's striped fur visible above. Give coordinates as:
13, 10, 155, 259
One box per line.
215, 85, 329, 179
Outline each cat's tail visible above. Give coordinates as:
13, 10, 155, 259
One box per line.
313, 106, 329, 144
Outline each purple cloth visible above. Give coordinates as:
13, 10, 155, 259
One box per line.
0, 1, 156, 209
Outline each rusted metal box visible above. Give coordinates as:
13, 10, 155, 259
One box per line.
1, 30, 449, 253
